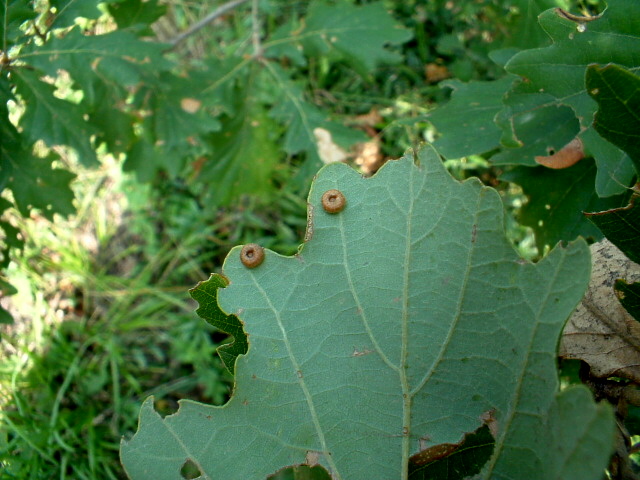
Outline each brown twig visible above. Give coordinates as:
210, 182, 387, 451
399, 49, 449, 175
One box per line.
251, 0, 262, 57
554, 8, 602, 23
167, 0, 251, 50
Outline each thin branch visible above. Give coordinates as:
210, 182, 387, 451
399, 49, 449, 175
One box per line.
251, 0, 262, 57
168, 0, 251, 49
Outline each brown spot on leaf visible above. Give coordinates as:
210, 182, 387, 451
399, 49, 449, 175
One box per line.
352, 347, 374, 357
305, 451, 320, 466
410, 442, 459, 466
410, 423, 495, 475
240, 244, 264, 268
322, 189, 346, 214
535, 137, 584, 169
305, 203, 314, 242
480, 408, 498, 438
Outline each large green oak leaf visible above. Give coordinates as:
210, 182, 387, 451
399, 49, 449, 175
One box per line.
48, 0, 106, 28
0, 0, 36, 44
121, 146, 613, 480
265, 1, 412, 77
501, 159, 626, 254
428, 77, 515, 158
587, 195, 640, 265
504, 0, 640, 196
586, 64, 640, 171
266, 63, 367, 185
587, 194, 640, 322
12, 69, 98, 166
18, 29, 173, 105
505, 1, 640, 126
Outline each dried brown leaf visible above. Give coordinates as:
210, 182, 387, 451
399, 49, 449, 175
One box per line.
352, 108, 383, 127
313, 127, 349, 165
354, 140, 382, 175
425, 63, 450, 83
560, 239, 640, 382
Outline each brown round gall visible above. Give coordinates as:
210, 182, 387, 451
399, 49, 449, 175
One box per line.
321, 189, 346, 214
240, 243, 265, 268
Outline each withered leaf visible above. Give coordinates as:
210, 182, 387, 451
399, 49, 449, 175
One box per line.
560, 239, 640, 382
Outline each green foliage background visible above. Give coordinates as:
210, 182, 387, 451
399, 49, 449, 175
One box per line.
1, 0, 638, 478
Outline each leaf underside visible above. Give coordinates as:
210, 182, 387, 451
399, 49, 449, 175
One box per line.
121, 146, 613, 480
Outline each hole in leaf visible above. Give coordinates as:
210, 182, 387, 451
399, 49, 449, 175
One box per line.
408, 423, 495, 480
209, 329, 230, 344
180, 458, 202, 479
267, 464, 332, 480
154, 398, 179, 418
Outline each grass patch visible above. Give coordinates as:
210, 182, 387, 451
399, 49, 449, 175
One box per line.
0, 158, 233, 479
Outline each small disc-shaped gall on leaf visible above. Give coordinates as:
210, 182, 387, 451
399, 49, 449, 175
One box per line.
321, 189, 346, 214
240, 243, 265, 268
